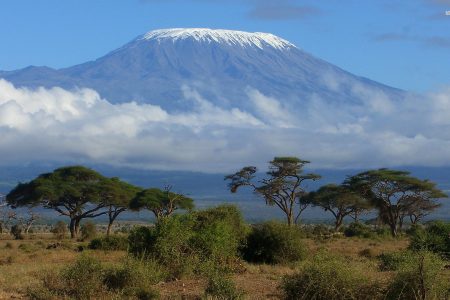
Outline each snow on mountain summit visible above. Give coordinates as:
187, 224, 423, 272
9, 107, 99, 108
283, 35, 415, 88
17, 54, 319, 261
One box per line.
140, 28, 296, 50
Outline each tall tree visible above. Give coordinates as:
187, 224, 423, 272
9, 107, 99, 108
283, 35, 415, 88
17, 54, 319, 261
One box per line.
306, 184, 371, 231
130, 185, 194, 220
225, 157, 321, 226
346, 169, 447, 237
7, 166, 111, 238
99, 177, 141, 236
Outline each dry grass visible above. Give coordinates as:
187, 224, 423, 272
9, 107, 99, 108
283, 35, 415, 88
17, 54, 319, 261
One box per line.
0, 238, 126, 299
0, 235, 448, 299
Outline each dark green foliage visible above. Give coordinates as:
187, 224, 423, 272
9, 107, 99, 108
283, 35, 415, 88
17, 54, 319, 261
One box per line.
130, 187, 194, 219
128, 226, 155, 257
204, 272, 244, 300
225, 156, 321, 226
89, 235, 129, 251
386, 251, 449, 300
409, 221, 450, 259
80, 221, 97, 241
378, 251, 415, 271
281, 252, 379, 300
345, 169, 446, 237
103, 258, 163, 298
61, 255, 105, 299
303, 224, 333, 239
242, 221, 306, 264
406, 223, 425, 236
10, 224, 24, 240
128, 205, 248, 278
51, 221, 67, 240
29, 255, 161, 300
7, 166, 139, 239
306, 184, 371, 231
192, 205, 248, 261
343, 222, 373, 238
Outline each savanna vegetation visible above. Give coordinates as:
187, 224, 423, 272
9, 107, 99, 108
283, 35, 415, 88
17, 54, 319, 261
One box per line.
0, 158, 449, 299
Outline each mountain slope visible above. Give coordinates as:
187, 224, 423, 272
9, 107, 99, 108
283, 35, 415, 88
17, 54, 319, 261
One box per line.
0, 28, 404, 111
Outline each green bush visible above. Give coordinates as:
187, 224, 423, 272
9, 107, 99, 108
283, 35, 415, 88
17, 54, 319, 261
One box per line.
10, 224, 24, 240
51, 221, 67, 240
386, 251, 450, 300
204, 272, 244, 300
242, 221, 306, 264
128, 226, 155, 257
192, 205, 248, 262
343, 222, 373, 238
61, 254, 105, 299
89, 235, 129, 251
129, 205, 247, 271
378, 251, 415, 271
281, 252, 379, 300
80, 221, 97, 241
103, 258, 162, 298
129, 215, 197, 278
28, 255, 161, 300
409, 221, 450, 259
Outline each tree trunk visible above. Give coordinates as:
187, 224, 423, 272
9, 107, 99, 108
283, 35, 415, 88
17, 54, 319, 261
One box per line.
286, 210, 293, 226
399, 216, 404, 230
75, 218, 81, 238
390, 223, 398, 237
69, 218, 76, 239
335, 215, 344, 232
106, 222, 112, 236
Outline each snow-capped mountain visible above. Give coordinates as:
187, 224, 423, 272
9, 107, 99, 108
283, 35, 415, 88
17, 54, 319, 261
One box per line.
0, 28, 404, 111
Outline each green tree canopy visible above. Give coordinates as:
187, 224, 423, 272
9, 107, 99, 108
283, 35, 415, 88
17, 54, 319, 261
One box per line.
225, 156, 321, 226
345, 168, 447, 237
6, 166, 139, 238
98, 177, 141, 235
306, 184, 372, 231
130, 186, 194, 220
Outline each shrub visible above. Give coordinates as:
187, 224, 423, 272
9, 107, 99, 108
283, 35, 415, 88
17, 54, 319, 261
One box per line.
28, 255, 161, 300
204, 272, 244, 300
51, 221, 67, 240
409, 221, 450, 259
378, 251, 415, 271
129, 215, 197, 278
359, 248, 377, 259
129, 206, 248, 277
242, 221, 306, 264
89, 235, 128, 251
4, 242, 13, 249
103, 258, 162, 298
80, 221, 97, 241
10, 224, 24, 240
386, 251, 450, 300
281, 252, 379, 300
343, 222, 373, 238
192, 205, 248, 262
128, 226, 155, 257
61, 254, 105, 299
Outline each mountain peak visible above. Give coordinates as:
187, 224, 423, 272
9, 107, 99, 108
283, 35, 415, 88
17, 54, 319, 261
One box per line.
139, 28, 296, 50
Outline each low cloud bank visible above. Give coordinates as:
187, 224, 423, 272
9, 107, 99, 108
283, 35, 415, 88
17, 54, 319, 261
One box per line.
0, 79, 449, 172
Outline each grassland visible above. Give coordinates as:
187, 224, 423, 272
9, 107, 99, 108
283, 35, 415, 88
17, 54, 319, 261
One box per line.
1, 232, 433, 299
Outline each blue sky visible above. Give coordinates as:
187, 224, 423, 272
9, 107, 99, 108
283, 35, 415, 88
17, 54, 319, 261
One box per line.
0, 0, 449, 92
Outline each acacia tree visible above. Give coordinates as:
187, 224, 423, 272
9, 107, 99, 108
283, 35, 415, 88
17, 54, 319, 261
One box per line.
346, 169, 447, 237
130, 185, 194, 220
7, 166, 112, 238
16, 209, 40, 234
306, 184, 371, 231
225, 157, 321, 226
99, 177, 141, 236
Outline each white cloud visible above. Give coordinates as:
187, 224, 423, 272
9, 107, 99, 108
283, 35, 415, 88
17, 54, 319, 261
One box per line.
1, 78, 450, 172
